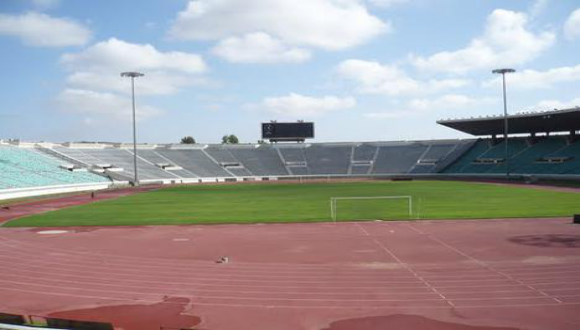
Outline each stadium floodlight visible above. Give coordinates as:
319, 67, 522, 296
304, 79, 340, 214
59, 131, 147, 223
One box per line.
121, 71, 145, 185
492, 68, 515, 180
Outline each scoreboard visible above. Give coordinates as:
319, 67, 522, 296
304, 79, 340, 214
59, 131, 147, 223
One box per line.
262, 122, 314, 142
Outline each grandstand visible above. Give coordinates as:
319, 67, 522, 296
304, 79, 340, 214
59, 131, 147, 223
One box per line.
0, 143, 110, 199
1, 108, 579, 200
439, 107, 580, 176
29, 139, 471, 182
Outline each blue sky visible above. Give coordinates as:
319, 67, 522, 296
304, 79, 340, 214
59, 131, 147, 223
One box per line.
0, 0, 579, 144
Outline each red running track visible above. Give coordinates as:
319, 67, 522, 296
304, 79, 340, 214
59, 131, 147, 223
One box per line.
0, 217, 580, 329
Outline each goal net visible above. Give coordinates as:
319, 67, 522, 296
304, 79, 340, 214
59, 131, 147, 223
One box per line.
330, 196, 413, 222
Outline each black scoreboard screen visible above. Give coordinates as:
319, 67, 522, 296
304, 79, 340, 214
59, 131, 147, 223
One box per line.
262, 122, 314, 141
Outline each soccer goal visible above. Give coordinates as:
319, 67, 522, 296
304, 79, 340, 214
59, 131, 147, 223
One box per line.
330, 196, 413, 222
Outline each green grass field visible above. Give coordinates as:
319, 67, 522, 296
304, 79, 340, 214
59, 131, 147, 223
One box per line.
4, 180, 580, 227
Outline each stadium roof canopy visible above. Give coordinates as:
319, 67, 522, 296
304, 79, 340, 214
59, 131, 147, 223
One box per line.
437, 107, 580, 136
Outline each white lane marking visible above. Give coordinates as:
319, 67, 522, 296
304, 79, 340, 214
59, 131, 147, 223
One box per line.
0, 271, 546, 297
1, 277, 577, 304
0, 286, 578, 310
355, 223, 456, 307
406, 223, 563, 304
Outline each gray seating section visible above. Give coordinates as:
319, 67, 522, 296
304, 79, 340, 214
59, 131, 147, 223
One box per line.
304, 145, 352, 175
53, 146, 104, 165
226, 168, 252, 176
276, 146, 309, 175
80, 148, 178, 180
155, 149, 232, 178
288, 166, 309, 176
204, 146, 238, 164
278, 146, 307, 163
353, 144, 377, 161
136, 150, 198, 178
421, 143, 457, 161
372, 144, 429, 174
204, 146, 253, 176
51, 140, 472, 179
228, 146, 288, 176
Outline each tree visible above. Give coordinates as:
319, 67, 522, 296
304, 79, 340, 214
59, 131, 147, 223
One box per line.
180, 136, 196, 144
228, 134, 239, 144
222, 134, 239, 144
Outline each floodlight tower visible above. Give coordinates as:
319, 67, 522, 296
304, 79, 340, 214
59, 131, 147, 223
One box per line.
492, 68, 515, 180
121, 71, 144, 185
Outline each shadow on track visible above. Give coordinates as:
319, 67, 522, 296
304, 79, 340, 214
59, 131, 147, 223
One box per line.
508, 234, 580, 248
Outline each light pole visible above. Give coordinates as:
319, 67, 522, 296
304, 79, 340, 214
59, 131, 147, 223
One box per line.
492, 68, 515, 180
121, 71, 144, 185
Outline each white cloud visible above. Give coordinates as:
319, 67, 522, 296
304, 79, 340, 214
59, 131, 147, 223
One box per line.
56, 39, 208, 125
169, 0, 388, 51
337, 59, 469, 96
532, 98, 580, 111
61, 38, 206, 73
365, 94, 494, 118
0, 12, 91, 47
56, 89, 162, 121
564, 8, 580, 40
66, 71, 201, 96
482, 64, 580, 90
212, 32, 311, 63
60, 38, 207, 96
411, 9, 555, 74
250, 93, 356, 117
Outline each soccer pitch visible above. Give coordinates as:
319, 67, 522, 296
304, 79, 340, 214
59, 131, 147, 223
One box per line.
4, 180, 580, 227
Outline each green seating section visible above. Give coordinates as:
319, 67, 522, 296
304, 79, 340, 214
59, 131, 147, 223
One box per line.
443, 140, 491, 173
0, 145, 109, 190
504, 138, 568, 174
536, 141, 580, 174
443, 136, 580, 175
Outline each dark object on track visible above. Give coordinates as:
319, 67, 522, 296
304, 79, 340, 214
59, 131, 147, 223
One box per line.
0, 312, 25, 325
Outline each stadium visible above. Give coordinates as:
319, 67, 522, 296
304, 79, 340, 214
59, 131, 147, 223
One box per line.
1, 106, 580, 330
2, 1, 580, 330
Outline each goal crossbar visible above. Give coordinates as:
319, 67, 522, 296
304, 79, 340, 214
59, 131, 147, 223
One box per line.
330, 196, 413, 222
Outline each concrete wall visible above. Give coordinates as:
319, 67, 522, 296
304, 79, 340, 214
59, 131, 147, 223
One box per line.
0, 183, 111, 201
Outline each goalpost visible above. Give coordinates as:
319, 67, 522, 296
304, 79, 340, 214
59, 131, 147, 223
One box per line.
330, 196, 413, 222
